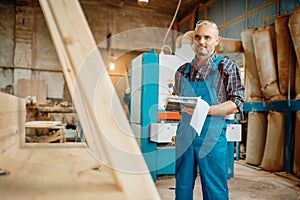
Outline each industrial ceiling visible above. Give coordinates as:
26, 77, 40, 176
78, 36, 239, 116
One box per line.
99, 0, 211, 18
16, 0, 211, 19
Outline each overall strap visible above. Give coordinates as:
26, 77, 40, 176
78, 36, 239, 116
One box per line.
212, 56, 224, 71
183, 55, 224, 77
183, 63, 191, 77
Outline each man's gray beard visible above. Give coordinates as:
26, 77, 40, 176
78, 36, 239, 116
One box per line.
197, 50, 209, 56
197, 47, 213, 56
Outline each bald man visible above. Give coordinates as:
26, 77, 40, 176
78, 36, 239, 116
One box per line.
173, 20, 245, 200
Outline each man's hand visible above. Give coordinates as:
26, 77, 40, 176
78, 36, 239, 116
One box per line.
181, 106, 194, 115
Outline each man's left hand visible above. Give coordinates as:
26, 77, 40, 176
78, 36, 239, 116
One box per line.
181, 106, 194, 115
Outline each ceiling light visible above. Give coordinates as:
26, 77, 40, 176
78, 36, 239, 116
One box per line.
138, 0, 149, 7
109, 62, 115, 71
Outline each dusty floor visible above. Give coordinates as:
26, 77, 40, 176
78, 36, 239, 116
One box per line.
156, 160, 300, 200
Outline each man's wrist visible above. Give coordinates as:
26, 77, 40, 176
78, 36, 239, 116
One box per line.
208, 105, 213, 115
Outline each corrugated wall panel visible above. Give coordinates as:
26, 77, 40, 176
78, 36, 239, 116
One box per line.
206, 0, 224, 26
247, 4, 277, 28
226, 20, 246, 39
248, 9, 266, 28
280, 0, 300, 14
180, 0, 282, 40
225, 0, 246, 22
219, 29, 226, 37
248, 0, 274, 11
264, 4, 277, 24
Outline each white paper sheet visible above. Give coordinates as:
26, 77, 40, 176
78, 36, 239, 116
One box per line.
190, 97, 210, 136
226, 124, 242, 141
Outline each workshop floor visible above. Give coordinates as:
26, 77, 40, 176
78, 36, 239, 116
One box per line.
156, 160, 300, 200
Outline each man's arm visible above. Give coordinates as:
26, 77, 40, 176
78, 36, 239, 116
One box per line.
207, 100, 239, 116
181, 100, 238, 116
181, 57, 244, 116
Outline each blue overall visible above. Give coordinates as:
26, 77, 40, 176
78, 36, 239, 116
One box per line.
175, 56, 228, 200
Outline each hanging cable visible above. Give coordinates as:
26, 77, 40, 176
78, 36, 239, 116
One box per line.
160, 0, 182, 54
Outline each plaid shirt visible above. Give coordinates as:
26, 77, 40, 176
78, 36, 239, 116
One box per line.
173, 52, 245, 112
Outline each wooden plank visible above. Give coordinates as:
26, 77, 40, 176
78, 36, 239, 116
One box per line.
25, 121, 67, 143
0, 92, 124, 198
216, 37, 244, 53
38, 0, 160, 199
0, 92, 25, 155
25, 121, 64, 128
32, 132, 62, 143
0, 147, 127, 200
17, 79, 47, 104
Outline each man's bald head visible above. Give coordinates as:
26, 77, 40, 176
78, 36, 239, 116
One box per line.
193, 20, 221, 58
194, 20, 219, 37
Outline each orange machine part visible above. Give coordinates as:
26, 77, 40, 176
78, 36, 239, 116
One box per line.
158, 112, 181, 121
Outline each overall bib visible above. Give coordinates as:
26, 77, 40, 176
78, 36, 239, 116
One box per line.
175, 56, 228, 200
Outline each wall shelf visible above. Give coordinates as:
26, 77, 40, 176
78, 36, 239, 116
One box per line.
244, 99, 300, 112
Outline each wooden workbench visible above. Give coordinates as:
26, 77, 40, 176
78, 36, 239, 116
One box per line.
25, 121, 67, 143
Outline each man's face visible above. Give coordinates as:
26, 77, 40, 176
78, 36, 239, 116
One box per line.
193, 22, 220, 57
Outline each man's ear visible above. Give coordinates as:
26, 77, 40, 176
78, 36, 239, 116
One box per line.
215, 36, 221, 46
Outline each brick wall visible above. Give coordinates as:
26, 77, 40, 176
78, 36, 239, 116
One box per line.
1, 1, 173, 99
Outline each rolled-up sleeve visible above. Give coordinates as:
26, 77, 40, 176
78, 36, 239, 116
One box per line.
173, 64, 188, 96
226, 63, 245, 112
173, 71, 181, 95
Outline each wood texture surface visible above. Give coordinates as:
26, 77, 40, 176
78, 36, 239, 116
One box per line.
0, 92, 124, 199
0, 145, 126, 200
216, 37, 243, 53
38, 0, 160, 199
0, 92, 25, 155
17, 79, 47, 104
